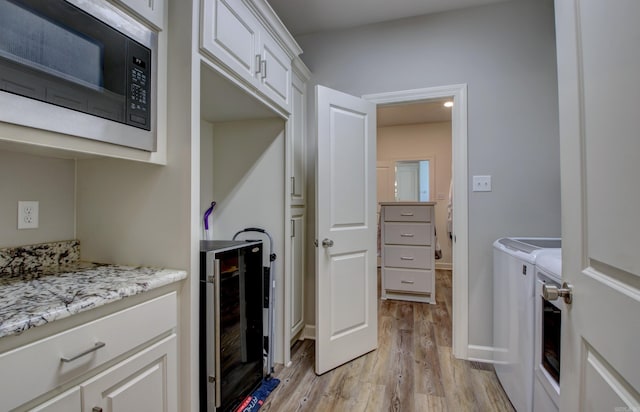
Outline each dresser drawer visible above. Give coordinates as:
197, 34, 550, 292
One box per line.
384, 268, 434, 294
383, 205, 431, 222
384, 245, 432, 269
0, 292, 177, 411
384, 222, 431, 245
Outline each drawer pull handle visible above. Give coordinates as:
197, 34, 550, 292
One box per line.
401, 280, 415, 284
61, 342, 106, 363
400, 233, 414, 237
93, 408, 103, 412
400, 256, 414, 261
400, 212, 414, 216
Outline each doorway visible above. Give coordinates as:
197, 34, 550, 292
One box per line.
364, 84, 469, 358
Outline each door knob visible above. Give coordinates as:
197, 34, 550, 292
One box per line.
543, 282, 573, 304
322, 238, 334, 248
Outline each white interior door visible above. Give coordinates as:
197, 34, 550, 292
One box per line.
556, 1, 640, 410
315, 85, 377, 374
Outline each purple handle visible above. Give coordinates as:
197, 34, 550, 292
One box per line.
203, 201, 216, 230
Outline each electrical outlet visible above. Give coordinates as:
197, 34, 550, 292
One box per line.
18, 201, 39, 229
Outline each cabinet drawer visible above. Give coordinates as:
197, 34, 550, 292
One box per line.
0, 292, 177, 411
384, 268, 433, 294
384, 245, 432, 269
384, 205, 431, 222
384, 222, 431, 245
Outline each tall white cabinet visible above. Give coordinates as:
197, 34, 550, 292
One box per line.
288, 58, 310, 343
380, 202, 437, 304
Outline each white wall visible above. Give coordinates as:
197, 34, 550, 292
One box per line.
300, 0, 561, 350
200, 118, 286, 361
0, 150, 75, 248
377, 121, 453, 267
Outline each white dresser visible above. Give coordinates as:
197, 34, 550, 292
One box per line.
380, 202, 436, 304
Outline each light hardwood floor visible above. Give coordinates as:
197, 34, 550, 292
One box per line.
262, 270, 515, 412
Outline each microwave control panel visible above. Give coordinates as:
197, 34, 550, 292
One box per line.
126, 41, 151, 130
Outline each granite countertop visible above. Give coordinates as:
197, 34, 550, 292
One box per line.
0, 240, 187, 339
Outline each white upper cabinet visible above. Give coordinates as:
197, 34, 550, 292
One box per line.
258, 30, 291, 112
113, 0, 166, 29
200, 0, 301, 113
201, 0, 261, 89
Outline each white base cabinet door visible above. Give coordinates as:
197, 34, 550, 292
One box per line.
30, 388, 81, 412
81, 334, 177, 412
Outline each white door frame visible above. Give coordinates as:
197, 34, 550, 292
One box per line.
363, 84, 469, 359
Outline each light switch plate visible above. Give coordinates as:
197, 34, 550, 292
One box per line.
473, 175, 492, 192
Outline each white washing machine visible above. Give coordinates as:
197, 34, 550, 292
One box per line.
533, 249, 562, 412
493, 237, 561, 412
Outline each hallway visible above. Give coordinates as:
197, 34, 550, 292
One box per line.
262, 270, 514, 411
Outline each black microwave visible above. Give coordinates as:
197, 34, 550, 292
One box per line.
0, 0, 157, 151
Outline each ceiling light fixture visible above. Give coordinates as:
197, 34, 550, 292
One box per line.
444, 101, 454, 108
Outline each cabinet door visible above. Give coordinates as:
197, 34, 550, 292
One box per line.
81, 335, 177, 412
290, 69, 307, 205
201, 0, 261, 88
290, 209, 305, 340
30, 387, 81, 412
258, 30, 291, 112
115, 0, 165, 29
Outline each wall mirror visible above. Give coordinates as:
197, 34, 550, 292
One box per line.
395, 159, 431, 201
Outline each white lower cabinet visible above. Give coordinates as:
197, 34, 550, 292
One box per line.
30, 388, 81, 412
1, 293, 178, 412
81, 334, 177, 412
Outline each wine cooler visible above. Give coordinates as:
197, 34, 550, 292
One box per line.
200, 240, 264, 411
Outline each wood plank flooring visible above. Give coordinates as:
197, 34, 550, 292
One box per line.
262, 270, 514, 412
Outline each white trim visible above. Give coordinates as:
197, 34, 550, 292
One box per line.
363, 84, 469, 359
302, 324, 316, 340
467, 344, 496, 363
435, 262, 453, 271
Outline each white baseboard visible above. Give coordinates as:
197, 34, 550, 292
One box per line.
302, 325, 316, 340
435, 262, 452, 271
466, 344, 496, 363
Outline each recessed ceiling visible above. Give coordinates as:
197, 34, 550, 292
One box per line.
377, 100, 452, 127
268, 0, 512, 36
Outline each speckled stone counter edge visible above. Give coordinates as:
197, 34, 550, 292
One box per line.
0, 240, 80, 277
